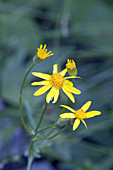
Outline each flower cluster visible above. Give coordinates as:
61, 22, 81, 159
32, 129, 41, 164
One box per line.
31, 44, 101, 131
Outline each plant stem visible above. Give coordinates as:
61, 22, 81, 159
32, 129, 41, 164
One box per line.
27, 156, 34, 170
47, 124, 69, 140
35, 102, 48, 132
33, 122, 58, 140
19, 62, 35, 135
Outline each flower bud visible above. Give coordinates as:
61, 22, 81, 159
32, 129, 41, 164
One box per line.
66, 59, 78, 76
57, 118, 71, 126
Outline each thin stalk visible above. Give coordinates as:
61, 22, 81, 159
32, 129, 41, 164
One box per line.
19, 62, 35, 135
45, 127, 56, 138
33, 123, 58, 140
46, 124, 69, 140
35, 102, 48, 132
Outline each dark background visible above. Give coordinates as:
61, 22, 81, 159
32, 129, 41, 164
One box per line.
0, 0, 113, 169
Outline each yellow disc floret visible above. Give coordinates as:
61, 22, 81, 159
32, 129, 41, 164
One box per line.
50, 73, 65, 89
75, 109, 86, 119
66, 59, 76, 70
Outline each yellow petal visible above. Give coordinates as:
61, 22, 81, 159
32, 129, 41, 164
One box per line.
86, 111, 101, 118
46, 86, 56, 103
34, 83, 52, 96
81, 101, 91, 112
73, 119, 80, 131
53, 64, 58, 74
43, 44, 46, 50
60, 105, 75, 113
63, 84, 81, 94
65, 76, 81, 79
47, 51, 52, 54
62, 87, 75, 103
59, 68, 67, 76
40, 44, 43, 49
32, 72, 51, 80
60, 113, 76, 118
81, 119, 87, 129
65, 80, 73, 86
31, 81, 50, 86
52, 88, 59, 103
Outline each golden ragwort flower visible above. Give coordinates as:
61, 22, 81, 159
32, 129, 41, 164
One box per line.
66, 59, 76, 70
66, 59, 78, 76
37, 44, 53, 60
31, 64, 81, 103
60, 101, 101, 130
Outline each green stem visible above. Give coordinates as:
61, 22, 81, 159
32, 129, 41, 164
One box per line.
47, 124, 69, 140
34, 124, 69, 141
35, 102, 48, 132
45, 127, 56, 138
27, 156, 34, 170
33, 123, 58, 140
19, 62, 35, 135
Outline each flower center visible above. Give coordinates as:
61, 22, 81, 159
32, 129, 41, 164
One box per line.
75, 109, 86, 119
37, 50, 47, 60
50, 73, 65, 89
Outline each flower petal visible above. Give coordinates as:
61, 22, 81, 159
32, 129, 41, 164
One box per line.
62, 87, 75, 103
46, 86, 56, 103
52, 88, 59, 103
65, 76, 81, 79
32, 72, 51, 80
34, 83, 52, 96
65, 80, 73, 86
59, 68, 67, 76
40, 44, 43, 49
31, 81, 50, 86
60, 105, 75, 113
81, 119, 87, 129
53, 64, 58, 74
43, 44, 46, 50
81, 101, 91, 112
60, 113, 76, 118
63, 84, 81, 94
73, 119, 80, 131
86, 111, 101, 118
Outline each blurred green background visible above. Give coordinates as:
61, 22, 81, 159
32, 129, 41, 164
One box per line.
0, 0, 113, 169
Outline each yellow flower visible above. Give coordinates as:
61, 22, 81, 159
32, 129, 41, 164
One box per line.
37, 44, 53, 60
31, 64, 81, 103
66, 59, 76, 70
66, 59, 78, 76
60, 101, 101, 130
